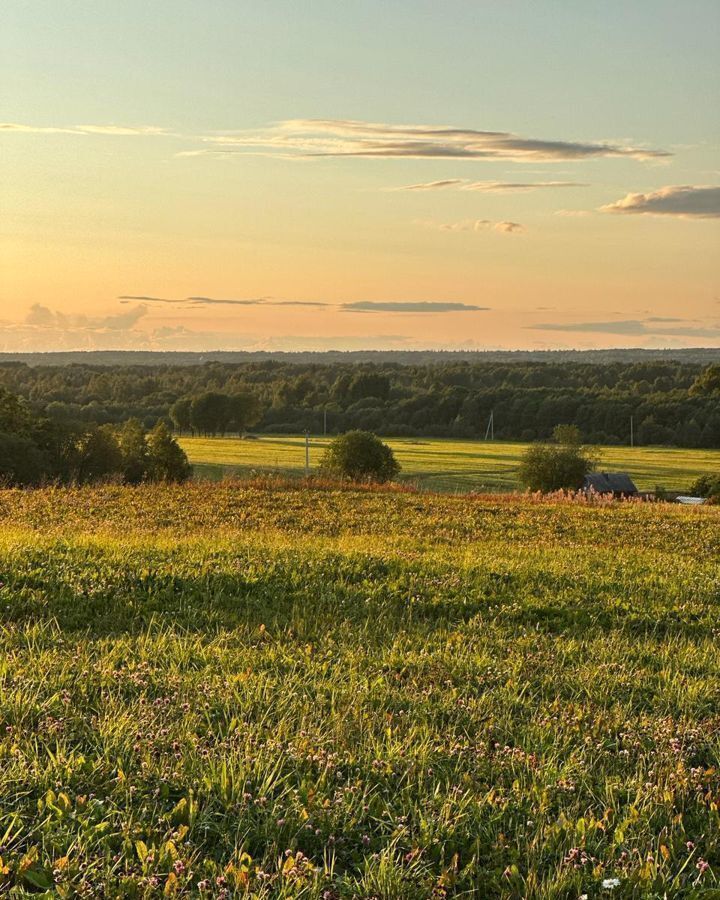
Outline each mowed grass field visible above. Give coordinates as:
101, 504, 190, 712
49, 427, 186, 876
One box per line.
179, 435, 720, 493
0, 481, 719, 897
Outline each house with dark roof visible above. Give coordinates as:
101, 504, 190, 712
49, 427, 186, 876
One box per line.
583, 472, 638, 497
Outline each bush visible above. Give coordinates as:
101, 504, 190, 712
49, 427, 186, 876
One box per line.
688, 473, 720, 500
146, 422, 193, 483
321, 430, 400, 483
518, 442, 597, 493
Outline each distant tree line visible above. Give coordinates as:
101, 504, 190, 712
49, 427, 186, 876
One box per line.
1, 359, 719, 448
0, 387, 191, 487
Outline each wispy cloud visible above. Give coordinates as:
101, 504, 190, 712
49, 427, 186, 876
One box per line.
395, 179, 587, 192
3, 118, 669, 167
341, 301, 489, 313
528, 318, 720, 338
197, 119, 669, 163
118, 294, 328, 308
118, 295, 176, 303
554, 209, 593, 217
494, 221, 524, 233
393, 179, 466, 191
600, 185, 720, 218
419, 219, 524, 234
186, 296, 267, 306
270, 300, 328, 307
1, 123, 170, 136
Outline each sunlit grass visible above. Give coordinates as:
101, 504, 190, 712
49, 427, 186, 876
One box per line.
0, 482, 718, 896
179, 435, 720, 492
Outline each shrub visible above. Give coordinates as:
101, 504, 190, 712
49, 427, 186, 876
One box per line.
688, 473, 720, 500
518, 442, 597, 493
146, 422, 193, 483
320, 430, 400, 483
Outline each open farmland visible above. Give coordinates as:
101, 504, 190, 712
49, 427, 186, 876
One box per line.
0, 482, 719, 897
179, 435, 720, 494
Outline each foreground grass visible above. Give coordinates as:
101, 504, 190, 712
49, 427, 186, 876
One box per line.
0, 482, 719, 897
179, 435, 720, 493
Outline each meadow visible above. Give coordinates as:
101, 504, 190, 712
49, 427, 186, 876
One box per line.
0, 481, 718, 897
178, 436, 720, 494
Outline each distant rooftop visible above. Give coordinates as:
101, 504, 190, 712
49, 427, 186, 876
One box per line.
584, 472, 638, 495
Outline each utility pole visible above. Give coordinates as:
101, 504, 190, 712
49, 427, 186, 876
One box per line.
304, 430, 310, 477
323, 408, 327, 437
484, 410, 494, 441
630, 415, 634, 448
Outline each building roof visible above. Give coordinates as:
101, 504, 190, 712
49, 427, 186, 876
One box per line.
584, 472, 638, 495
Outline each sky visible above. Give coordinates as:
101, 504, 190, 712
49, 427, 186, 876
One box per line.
1, 0, 719, 352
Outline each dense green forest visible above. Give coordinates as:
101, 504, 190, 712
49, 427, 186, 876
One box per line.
0, 386, 190, 486
2, 357, 719, 447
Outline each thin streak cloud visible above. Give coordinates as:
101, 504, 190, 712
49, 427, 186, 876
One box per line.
118, 295, 176, 303
2, 123, 170, 136
419, 219, 525, 234
341, 301, 489, 313
186, 296, 267, 306
199, 119, 669, 163
395, 180, 587, 192
3, 118, 668, 165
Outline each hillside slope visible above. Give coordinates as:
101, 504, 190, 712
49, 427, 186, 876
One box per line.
0, 483, 718, 896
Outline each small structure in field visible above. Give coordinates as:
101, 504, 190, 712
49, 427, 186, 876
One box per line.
584, 472, 638, 497
675, 495, 707, 506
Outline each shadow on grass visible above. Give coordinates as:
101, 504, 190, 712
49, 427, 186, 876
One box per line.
0, 544, 716, 642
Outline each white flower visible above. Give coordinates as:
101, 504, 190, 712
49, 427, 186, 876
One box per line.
602, 878, 621, 890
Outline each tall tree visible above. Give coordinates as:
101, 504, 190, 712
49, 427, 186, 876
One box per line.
170, 397, 193, 434
146, 422, 192, 482
116, 418, 149, 484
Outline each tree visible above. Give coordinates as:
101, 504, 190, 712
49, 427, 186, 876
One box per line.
553, 424, 582, 445
74, 427, 124, 484
190, 392, 231, 436
348, 373, 391, 402
146, 422, 192, 482
228, 392, 262, 434
116, 418, 149, 484
518, 442, 597, 493
0, 432, 47, 485
170, 397, 193, 434
320, 430, 400, 483
0, 386, 32, 434
690, 364, 720, 395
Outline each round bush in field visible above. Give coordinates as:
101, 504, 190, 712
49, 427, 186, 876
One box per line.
518, 442, 597, 493
321, 430, 400, 483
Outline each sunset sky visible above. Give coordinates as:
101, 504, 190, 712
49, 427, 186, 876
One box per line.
2, 0, 719, 352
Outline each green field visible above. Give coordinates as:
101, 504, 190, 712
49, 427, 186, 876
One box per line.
179, 435, 720, 493
0, 482, 718, 897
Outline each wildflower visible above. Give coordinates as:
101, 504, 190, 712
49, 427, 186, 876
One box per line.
696, 859, 709, 874
602, 878, 621, 890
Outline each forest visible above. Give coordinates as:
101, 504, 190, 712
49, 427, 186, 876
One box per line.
1, 357, 719, 448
